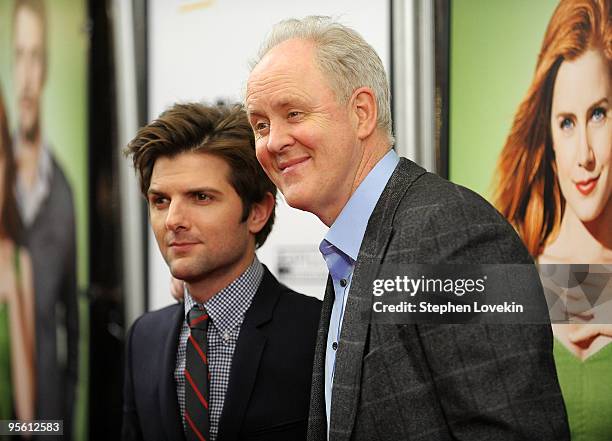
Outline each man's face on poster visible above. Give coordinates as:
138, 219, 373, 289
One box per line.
13, 6, 46, 141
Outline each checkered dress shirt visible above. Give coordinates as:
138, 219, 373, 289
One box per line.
175, 258, 263, 441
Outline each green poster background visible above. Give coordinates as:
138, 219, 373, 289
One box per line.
449, 0, 558, 199
0, 1, 88, 439
0, 0, 89, 287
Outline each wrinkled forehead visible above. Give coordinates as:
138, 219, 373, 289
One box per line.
246, 40, 321, 94
246, 48, 342, 119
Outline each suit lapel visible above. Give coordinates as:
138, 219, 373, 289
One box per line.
329, 158, 426, 441
307, 275, 335, 441
159, 306, 187, 441
216, 267, 278, 441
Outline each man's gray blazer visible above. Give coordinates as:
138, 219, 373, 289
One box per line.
307, 157, 570, 441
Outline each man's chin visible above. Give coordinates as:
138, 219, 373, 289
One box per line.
169, 259, 210, 284
284, 193, 323, 219
170, 268, 195, 283
281, 188, 311, 211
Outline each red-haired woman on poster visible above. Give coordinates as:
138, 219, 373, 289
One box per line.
0, 84, 36, 423
494, 0, 612, 439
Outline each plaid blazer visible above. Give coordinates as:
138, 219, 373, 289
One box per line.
307, 158, 570, 441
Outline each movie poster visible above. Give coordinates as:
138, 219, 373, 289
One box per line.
0, 0, 88, 438
449, 1, 612, 439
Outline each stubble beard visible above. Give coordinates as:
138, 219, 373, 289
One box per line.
167, 245, 247, 287
20, 114, 41, 144
168, 255, 210, 284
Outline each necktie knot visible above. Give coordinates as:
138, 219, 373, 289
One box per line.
188, 306, 209, 331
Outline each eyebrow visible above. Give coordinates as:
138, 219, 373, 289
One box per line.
247, 94, 308, 113
188, 187, 223, 196
555, 97, 609, 118
596, 97, 609, 105
147, 188, 164, 197
273, 95, 309, 109
246, 107, 262, 118
146, 187, 223, 197
588, 97, 609, 112
272, 98, 296, 108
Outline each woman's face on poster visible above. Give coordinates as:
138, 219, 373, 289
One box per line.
551, 48, 612, 222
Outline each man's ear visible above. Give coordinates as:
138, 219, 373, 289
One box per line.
247, 191, 275, 235
351, 87, 378, 140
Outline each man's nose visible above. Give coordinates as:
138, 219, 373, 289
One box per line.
18, 56, 35, 86
266, 121, 293, 153
165, 200, 190, 231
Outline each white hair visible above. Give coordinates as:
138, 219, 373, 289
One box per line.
250, 16, 394, 144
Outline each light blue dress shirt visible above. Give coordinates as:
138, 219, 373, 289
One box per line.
320, 149, 400, 433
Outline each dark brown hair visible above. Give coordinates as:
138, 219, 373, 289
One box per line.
125, 103, 276, 247
0, 85, 23, 242
494, 0, 611, 256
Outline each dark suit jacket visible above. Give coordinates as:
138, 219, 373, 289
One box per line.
22, 154, 78, 441
307, 158, 570, 441
123, 266, 321, 441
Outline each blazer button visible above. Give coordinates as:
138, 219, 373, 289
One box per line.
332, 342, 338, 351
340, 279, 347, 287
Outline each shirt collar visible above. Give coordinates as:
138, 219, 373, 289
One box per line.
183, 257, 264, 335
14, 138, 53, 226
324, 149, 399, 261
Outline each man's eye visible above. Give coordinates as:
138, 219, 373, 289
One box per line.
592, 107, 606, 123
560, 118, 574, 131
288, 111, 301, 119
196, 193, 211, 201
255, 121, 269, 132
151, 197, 167, 206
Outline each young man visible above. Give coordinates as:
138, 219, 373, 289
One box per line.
12, 0, 78, 435
122, 103, 321, 441
246, 16, 570, 441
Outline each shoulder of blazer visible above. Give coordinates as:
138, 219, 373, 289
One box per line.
369, 157, 531, 265
359, 156, 526, 261
129, 303, 183, 343
247, 265, 322, 329
384, 157, 509, 228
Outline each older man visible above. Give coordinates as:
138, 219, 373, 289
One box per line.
246, 16, 570, 441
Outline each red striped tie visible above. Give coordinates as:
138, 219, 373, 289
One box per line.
185, 306, 211, 441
